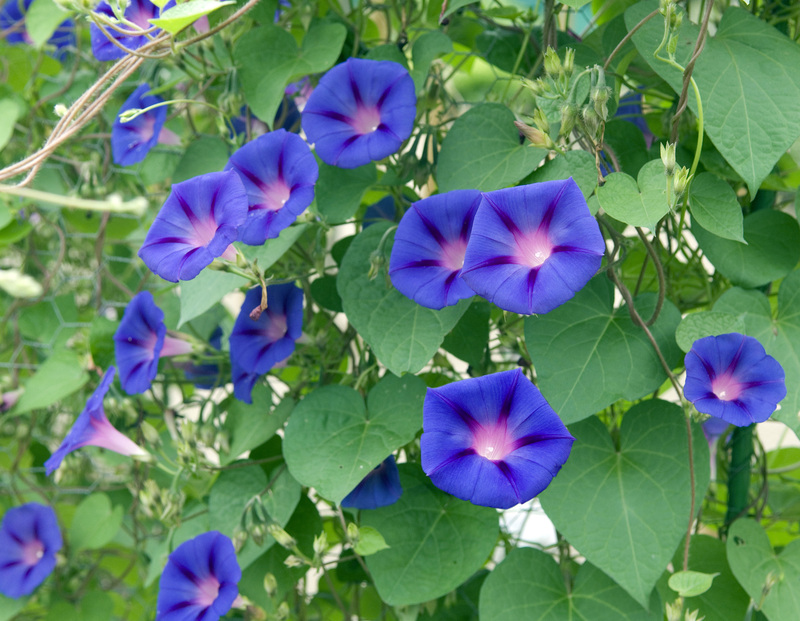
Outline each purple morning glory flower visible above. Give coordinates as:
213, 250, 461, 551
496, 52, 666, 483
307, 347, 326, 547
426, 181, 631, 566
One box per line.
229, 284, 303, 377
231, 362, 260, 404
1, 0, 74, 52
44, 367, 149, 475
112, 84, 167, 167
156, 531, 241, 621
301, 58, 416, 169
225, 129, 318, 245
138, 170, 248, 283
421, 368, 574, 509
461, 178, 605, 316
114, 291, 193, 394
0, 503, 62, 599
389, 190, 481, 310
363, 195, 396, 228
684, 333, 786, 427
341, 455, 403, 510
90, 0, 173, 62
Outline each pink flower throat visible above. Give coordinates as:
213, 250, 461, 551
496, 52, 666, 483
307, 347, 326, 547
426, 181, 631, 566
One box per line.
472, 422, 514, 461
711, 373, 743, 401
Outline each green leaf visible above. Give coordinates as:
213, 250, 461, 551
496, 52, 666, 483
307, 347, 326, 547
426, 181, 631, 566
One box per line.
522, 149, 598, 198
560, 0, 592, 8
595, 159, 669, 230
283, 374, 426, 503
688, 173, 744, 242
149, 0, 234, 34
172, 136, 229, 183
338, 223, 469, 375
69, 493, 124, 551
223, 392, 294, 464
0, 205, 10, 231
524, 277, 682, 424
442, 299, 489, 368
411, 31, 453, 92
540, 400, 711, 607
479, 548, 660, 620
627, 2, 800, 196
675, 311, 747, 352
363, 465, 498, 606
668, 571, 718, 598
209, 465, 267, 536
235, 23, 346, 125
692, 209, 800, 288
237, 223, 309, 269
0, 99, 22, 151
315, 162, 377, 224
178, 268, 248, 328
441, 0, 478, 20
603, 118, 649, 178
436, 104, 545, 192
354, 526, 390, 556
25, 0, 71, 47
0, 594, 26, 621
727, 519, 800, 621
14, 350, 89, 414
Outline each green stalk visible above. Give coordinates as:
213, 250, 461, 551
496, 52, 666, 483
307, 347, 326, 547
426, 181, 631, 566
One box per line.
725, 424, 754, 526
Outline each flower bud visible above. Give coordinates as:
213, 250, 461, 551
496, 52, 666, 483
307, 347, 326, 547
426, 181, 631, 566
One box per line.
54, 103, 68, 118
233, 526, 248, 552
684, 609, 704, 621
660, 143, 677, 176
313, 532, 328, 558
520, 77, 546, 97
275, 601, 290, 620
368, 250, 386, 280
543, 47, 562, 77
666, 600, 683, 621
263, 573, 278, 597
563, 48, 575, 77
559, 102, 578, 137
673, 166, 691, 198
0, 269, 43, 299
267, 524, 297, 549
591, 87, 611, 121
581, 105, 600, 137
283, 554, 305, 568
514, 121, 555, 150
532, 108, 550, 135
250, 523, 266, 546
347, 522, 359, 543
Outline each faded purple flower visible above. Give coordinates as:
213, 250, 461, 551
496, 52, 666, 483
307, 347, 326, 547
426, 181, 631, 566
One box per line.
112, 84, 167, 167
138, 170, 248, 283
302, 58, 416, 169
421, 369, 574, 509
389, 190, 481, 309
225, 129, 318, 245
341, 455, 402, 510
684, 333, 786, 427
90, 0, 173, 62
461, 178, 605, 315
114, 291, 193, 394
44, 367, 149, 475
156, 531, 241, 621
1, 0, 74, 51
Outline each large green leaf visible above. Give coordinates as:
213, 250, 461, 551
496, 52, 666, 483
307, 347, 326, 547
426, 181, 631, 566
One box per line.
540, 400, 710, 607
626, 2, 800, 196
222, 390, 294, 464
235, 23, 346, 126
283, 374, 426, 503
14, 350, 89, 415
178, 269, 248, 328
69, 493, 124, 551
727, 519, 800, 621
524, 276, 682, 424
675, 311, 746, 353
480, 548, 659, 620
595, 159, 669, 230
338, 223, 470, 375
25, 0, 71, 48
411, 31, 453, 92
692, 209, 800, 289
688, 173, 744, 242
522, 149, 598, 198
362, 465, 498, 606
436, 104, 545, 192
0, 99, 22, 151
315, 162, 377, 224
172, 136, 229, 183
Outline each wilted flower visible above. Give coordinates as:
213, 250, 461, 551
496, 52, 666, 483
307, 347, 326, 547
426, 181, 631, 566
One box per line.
0, 503, 62, 598
461, 178, 605, 315
114, 291, 193, 394
225, 129, 318, 245
0, 0, 74, 52
138, 170, 248, 283
421, 369, 574, 509
302, 58, 416, 169
341, 455, 403, 510
389, 189, 481, 310
156, 531, 241, 621
44, 367, 149, 475
111, 84, 168, 167
684, 333, 786, 427
90, 0, 173, 62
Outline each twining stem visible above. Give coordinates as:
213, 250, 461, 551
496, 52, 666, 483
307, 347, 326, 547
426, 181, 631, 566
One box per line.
635, 227, 666, 327
0, 183, 147, 215
725, 424, 754, 527
603, 9, 659, 70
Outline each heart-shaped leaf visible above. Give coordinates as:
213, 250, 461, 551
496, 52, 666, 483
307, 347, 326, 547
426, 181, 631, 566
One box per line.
539, 400, 710, 606
522, 149, 598, 198
688, 173, 744, 242
668, 571, 718, 598
675, 311, 747, 353
595, 159, 669, 230
727, 519, 800, 621
283, 374, 426, 503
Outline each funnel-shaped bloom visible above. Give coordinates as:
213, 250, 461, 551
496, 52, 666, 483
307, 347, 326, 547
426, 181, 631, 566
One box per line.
232, 362, 260, 404
389, 190, 481, 309
302, 58, 416, 168
461, 178, 604, 315
229, 284, 303, 377
684, 333, 786, 427
421, 369, 574, 509
139, 170, 248, 283
225, 130, 318, 245
0, 503, 62, 598
342, 455, 402, 510
1, 0, 74, 51
44, 367, 149, 475
156, 531, 241, 621
111, 84, 167, 167
114, 291, 193, 394
90, 0, 173, 61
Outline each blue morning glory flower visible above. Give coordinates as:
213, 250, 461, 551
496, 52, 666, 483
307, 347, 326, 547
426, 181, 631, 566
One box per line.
156, 531, 241, 621
461, 178, 605, 315
90, 0, 174, 62
341, 455, 403, 510
138, 170, 248, 283
44, 367, 149, 475
363, 195, 396, 228
302, 58, 416, 169
232, 362, 260, 404
0, 503, 62, 599
421, 369, 574, 509
111, 84, 167, 167
225, 129, 318, 245
1, 0, 74, 52
389, 189, 481, 310
684, 333, 786, 427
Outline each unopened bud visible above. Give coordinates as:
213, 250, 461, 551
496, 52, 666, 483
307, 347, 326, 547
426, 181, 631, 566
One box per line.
118, 108, 142, 124
514, 121, 555, 150
684, 609, 704, 621
667, 33, 679, 56
520, 77, 546, 97
313, 532, 328, 558
275, 601, 290, 620
563, 48, 575, 77
666, 600, 683, 621
347, 522, 359, 542
0, 269, 43, 299
283, 554, 305, 568
267, 524, 296, 549
140, 421, 161, 447
233, 526, 248, 552
559, 102, 577, 137
368, 250, 386, 280
54, 103, 68, 118
250, 523, 266, 546
532, 108, 550, 134
543, 47, 562, 77
263, 573, 278, 597
591, 87, 611, 121
673, 166, 691, 198
581, 105, 600, 137
660, 142, 677, 176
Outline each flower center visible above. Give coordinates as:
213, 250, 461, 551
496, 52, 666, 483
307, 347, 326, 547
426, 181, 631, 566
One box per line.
21, 539, 45, 566
472, 422, 513, 462
189, 215, 219, 248
441, 239, 468, 272
711, 373, 743, 401
262, 180, 292, 212
196, 576, 221, 608
351, 107, 382, 135
136, 116, 157, 144
517, 229, 553, 268
265, 313, 288, 342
